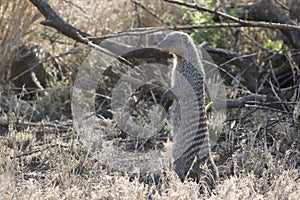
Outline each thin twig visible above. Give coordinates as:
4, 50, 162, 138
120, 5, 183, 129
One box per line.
77, 32, 135, 68
30, 0, 300, 46
11, 144, 68, 159
133, 0, 143, 27
274, 0, 290, 11
245, 104, 293, 115
134, 0, 166, 24
163, 0, 300, 31
89, 20, 300, 42
242, 32, 277, 54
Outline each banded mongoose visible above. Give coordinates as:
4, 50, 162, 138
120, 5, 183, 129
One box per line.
158, 32, 218, 190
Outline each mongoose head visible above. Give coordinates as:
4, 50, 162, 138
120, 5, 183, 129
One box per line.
157, 31, 191, 57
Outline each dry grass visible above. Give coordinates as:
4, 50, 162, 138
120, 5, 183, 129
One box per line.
0, 0, 299, 199
0, 0, 40, 78
0, 116, 299, 199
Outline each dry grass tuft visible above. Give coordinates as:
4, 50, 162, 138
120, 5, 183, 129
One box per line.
0, 1, 40, 78
0, 0, 299, 199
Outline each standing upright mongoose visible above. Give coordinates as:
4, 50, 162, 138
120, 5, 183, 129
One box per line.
158, 32, 218, 190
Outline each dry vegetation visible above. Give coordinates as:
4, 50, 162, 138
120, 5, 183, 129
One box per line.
0, 0, 299, 199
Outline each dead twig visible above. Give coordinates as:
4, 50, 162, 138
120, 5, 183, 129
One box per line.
163, 0, 300, 32
133, 0, 166, 24
11, 144, 68, 159
0, 120, 72, 132
30, 0, 300, 46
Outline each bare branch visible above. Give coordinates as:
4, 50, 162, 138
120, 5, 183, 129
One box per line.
29, 0, 96, 44
30, 0, 300, 47
214, 94, 266, 109
228, 0, 300, 48
202, 43, 259, 92
134, 0, 166, 24
28, 0, 298, 112
163, 0, 300, 32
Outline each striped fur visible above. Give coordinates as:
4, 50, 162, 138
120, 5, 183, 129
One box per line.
158, 32, 218, 190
